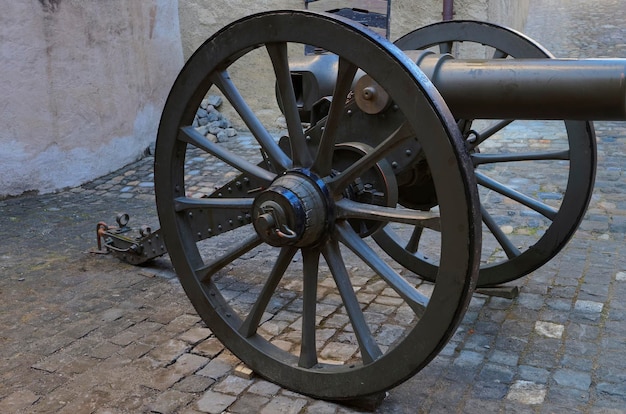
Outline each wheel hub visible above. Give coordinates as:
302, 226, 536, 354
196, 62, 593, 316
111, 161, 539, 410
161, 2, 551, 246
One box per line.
333, 142, 398, 236
252, 170, 329, 247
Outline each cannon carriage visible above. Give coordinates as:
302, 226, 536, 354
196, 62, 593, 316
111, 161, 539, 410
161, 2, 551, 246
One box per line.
103, 10, 626, 401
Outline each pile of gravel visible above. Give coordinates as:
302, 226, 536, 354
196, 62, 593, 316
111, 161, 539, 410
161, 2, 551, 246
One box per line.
192, 95, 237, 143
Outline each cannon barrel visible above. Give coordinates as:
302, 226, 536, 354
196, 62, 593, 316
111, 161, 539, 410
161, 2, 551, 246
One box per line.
289, 52, 626, 120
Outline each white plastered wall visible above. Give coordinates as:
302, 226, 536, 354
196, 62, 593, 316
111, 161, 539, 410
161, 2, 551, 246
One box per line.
0, 0, 184, 197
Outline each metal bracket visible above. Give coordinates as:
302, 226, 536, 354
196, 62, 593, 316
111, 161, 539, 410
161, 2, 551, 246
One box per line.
95, 213, 167, 265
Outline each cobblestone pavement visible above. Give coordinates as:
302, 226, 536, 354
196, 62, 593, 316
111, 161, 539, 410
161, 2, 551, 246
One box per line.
1, 1, 626, 413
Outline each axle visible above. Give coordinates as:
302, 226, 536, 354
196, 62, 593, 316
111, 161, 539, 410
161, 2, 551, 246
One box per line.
288, 51, 626, 120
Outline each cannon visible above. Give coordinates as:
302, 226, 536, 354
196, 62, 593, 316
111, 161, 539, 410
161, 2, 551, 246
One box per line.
150, 11, 626, 401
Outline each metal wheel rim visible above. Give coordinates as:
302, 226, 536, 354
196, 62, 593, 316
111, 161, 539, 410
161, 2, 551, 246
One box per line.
155, 11, 480, 399
374, 20, 596, 287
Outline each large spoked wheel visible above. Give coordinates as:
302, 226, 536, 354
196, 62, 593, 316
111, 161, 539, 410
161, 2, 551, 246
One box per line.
155, 11, 480, 400
374, 20, 596, 287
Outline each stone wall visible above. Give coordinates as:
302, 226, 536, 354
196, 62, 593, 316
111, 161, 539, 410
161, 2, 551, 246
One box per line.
0, 0, 529, 197
391, 0, 529, 39
180, 1, 529, 59
0, 0, 183, 197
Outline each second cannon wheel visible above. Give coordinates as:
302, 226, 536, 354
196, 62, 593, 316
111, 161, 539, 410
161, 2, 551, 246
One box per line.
374, 20, 597, 287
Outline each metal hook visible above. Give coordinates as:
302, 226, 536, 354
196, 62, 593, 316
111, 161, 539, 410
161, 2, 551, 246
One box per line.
276, 224, 297, 240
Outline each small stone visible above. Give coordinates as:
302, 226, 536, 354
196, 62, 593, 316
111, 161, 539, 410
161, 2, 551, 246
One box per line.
597, 381, 626, 397
207, 95, 223, 107
506, 380, 546, 405
198, 117, 209, 126
234, 363, 254, 380
216, 131, 227, 142
173, 375, 215, 393
148, 389, 193, 414
260, 395, 307, 414
195, 125, 210, 137
145, 367, 186, 391
172, 353, 210, 375
206, 134, 218, 143
276, 116, 287, 129
196, 390, 236, 413
208, 124, 222, 135
149, 339, 190, 363
616, 271, 626, 281
553, 369, 591, 390
518, 365, 550, 384
229, 394, 271, 414
197, 358, 232, 380
500, 225, 514, 234
453, 350, 484, 367
192, 338, 223, 358
179, 327, 211, 344
247, 380, 281, 397
574, 300, 604, 313
535, 321, 564, 339
197, 108, 208, 118
213, 375, 253, 395
207, 111, 220, 122
225, 127, 237, 137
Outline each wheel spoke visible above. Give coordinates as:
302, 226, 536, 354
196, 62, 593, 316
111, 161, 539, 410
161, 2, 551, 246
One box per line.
239, 246, 298, 337
173, 196, 253, 213
299, 248, 320, 368
476, 171, 557, 219
492, 48, 509, 59
335, 222, 428, 315
266, 42, 313, 168
313, 57, 358, 175
210, 70, 292, 171
328, 122, 413, 195
322, 239, 382, 364
470, 119, 514, 148
406, 225, 424, 254
472, 149, 570, 166
439, 41, 453, 54
336, 198, 441, 231
197, 233, 262, 282
179, 126, 276, 184
481, 205, 521, 259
